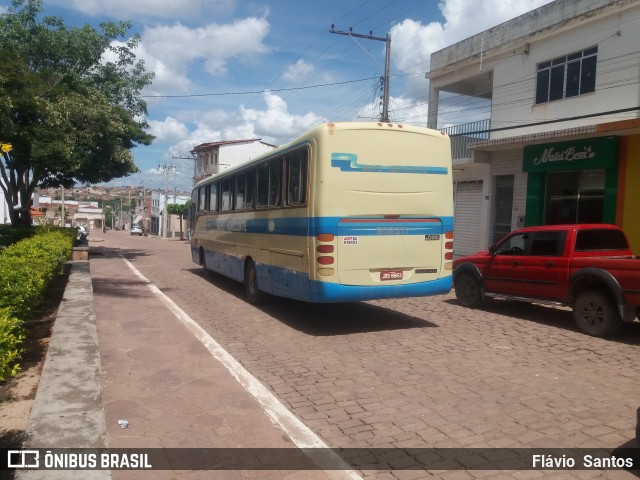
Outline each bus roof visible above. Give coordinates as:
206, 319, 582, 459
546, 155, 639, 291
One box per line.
193, 122, 448, 189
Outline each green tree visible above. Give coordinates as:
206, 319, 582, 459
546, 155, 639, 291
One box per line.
167, 203, 187, 240
0, 0, 154, 227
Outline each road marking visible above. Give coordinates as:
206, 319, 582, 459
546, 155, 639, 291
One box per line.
124, 258, 362, 479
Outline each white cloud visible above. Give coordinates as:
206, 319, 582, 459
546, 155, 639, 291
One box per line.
240, 92, 326, 140
282, 59, 315, 83
148, 117, 190, 142
388, 0, 551, 111
158, 91, 325, 166
48, 0, 236, 19
139, 17, 270, 90
108, 16, 270, 95
391, 0, 551, 76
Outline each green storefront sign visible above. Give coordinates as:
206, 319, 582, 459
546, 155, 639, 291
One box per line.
523, 136, 619, 172
524, 136, 619, 226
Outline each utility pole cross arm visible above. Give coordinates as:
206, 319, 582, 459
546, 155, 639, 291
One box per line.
330, 25, 391, 123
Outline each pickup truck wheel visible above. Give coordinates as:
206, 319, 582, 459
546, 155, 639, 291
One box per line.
573, 290, 621, 338
454, 273, 483, 308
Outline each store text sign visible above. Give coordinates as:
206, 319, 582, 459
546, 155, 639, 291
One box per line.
523, 136, 618, 172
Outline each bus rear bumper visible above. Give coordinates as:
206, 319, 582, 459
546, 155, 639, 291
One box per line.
307, 276, 452, 303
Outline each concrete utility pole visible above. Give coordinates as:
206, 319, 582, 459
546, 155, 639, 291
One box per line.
330, 25, 391, 123
158, 163, 177, 238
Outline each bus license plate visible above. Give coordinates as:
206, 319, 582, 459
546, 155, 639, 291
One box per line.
380, 270, 403, 281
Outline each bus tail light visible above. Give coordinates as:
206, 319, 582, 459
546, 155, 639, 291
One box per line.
316, 233, 336, 275
444, 231, 454, 270
317, 256, 334, 265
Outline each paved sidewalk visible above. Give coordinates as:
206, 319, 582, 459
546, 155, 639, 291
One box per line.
18, 249, 355, 480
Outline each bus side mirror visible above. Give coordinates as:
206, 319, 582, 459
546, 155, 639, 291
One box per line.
489, 245, 497, 256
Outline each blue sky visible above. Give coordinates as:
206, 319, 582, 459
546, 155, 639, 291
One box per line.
1, 0, 550, 191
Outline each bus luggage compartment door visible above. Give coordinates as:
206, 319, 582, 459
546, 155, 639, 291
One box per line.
336, 218, 444, 286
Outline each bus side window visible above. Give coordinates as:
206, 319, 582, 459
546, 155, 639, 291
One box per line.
198, 186, 207, 213
269, 159, 282, 207
209, 183, 218, 213
221, 178, 233, 212
191, 189, 198, 213
246, 169, 255, 209
257, 159, 282, 208
257, 163, 269, 207
235, 174, 246, 210
286, 149, 308, 206
235, 171, 255, 210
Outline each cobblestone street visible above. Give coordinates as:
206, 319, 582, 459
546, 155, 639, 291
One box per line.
93, 231, 640, 479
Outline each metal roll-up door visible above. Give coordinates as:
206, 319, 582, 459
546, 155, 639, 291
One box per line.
454, 181, 483, 257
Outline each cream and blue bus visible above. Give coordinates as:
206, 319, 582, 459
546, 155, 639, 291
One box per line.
191, 122, 454, 303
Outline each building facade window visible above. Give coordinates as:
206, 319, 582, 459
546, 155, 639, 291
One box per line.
544, 170, 605, 224
535, 46, 597, 104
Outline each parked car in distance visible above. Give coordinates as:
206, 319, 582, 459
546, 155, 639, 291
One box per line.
453, 224, 640, 338
130, 225, 143, 236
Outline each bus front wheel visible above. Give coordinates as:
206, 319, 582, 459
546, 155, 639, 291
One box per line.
245, 261, 265, 304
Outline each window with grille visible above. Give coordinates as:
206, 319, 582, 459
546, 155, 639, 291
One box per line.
535, 46, 597, 104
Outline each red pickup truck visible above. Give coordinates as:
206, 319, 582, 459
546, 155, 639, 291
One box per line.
453, 224, 640, 337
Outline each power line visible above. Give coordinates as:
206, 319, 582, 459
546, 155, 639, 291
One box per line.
141, 76, 378, 98
446, 106, 640, 136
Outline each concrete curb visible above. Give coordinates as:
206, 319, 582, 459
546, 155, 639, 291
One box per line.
18, 261, 110, 480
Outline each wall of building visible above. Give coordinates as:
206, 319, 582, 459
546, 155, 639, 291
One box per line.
620, 134, 640, 253
219, 142, 276, 171
488, 148, 528, 244
491, 6, 640, 139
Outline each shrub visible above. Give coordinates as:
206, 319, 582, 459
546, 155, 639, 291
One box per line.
0, 308, 25, 382
0, 228, 73, 381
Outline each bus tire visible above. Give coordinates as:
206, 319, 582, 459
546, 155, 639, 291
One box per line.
199, 248, 210, 277
572, 289, 621, 338
245, 261, 265, 304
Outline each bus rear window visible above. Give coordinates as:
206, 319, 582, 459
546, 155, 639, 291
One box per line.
575, 229, 629, 251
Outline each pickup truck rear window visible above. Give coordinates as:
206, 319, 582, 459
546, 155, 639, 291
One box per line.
575, 229, 629, 251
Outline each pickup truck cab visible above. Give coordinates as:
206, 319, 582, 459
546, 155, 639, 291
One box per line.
453, 224, 640, 338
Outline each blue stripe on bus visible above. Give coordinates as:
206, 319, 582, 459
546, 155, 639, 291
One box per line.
331, 153, 449, 175
191, 245, 452, 303
264, 261, 452, 302
307, 274, 452, 303
206, 216, 455, 236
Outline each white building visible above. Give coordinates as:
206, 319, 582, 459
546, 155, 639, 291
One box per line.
151, 191, 190, 238
191, 138, 277, 184
74, 204, 104, 230
427, 0, 640, 256
0, 191, 8, 224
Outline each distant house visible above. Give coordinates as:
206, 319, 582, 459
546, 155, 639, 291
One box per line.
150, 191, 190, 238
191, 138, 277, 184
74, 204, 104, 230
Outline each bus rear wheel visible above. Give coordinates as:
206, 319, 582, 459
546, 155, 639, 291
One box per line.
245, 261, 265, 304
199, 248, 210, 277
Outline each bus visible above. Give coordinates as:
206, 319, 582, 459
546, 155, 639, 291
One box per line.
191, 122, 454, 303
